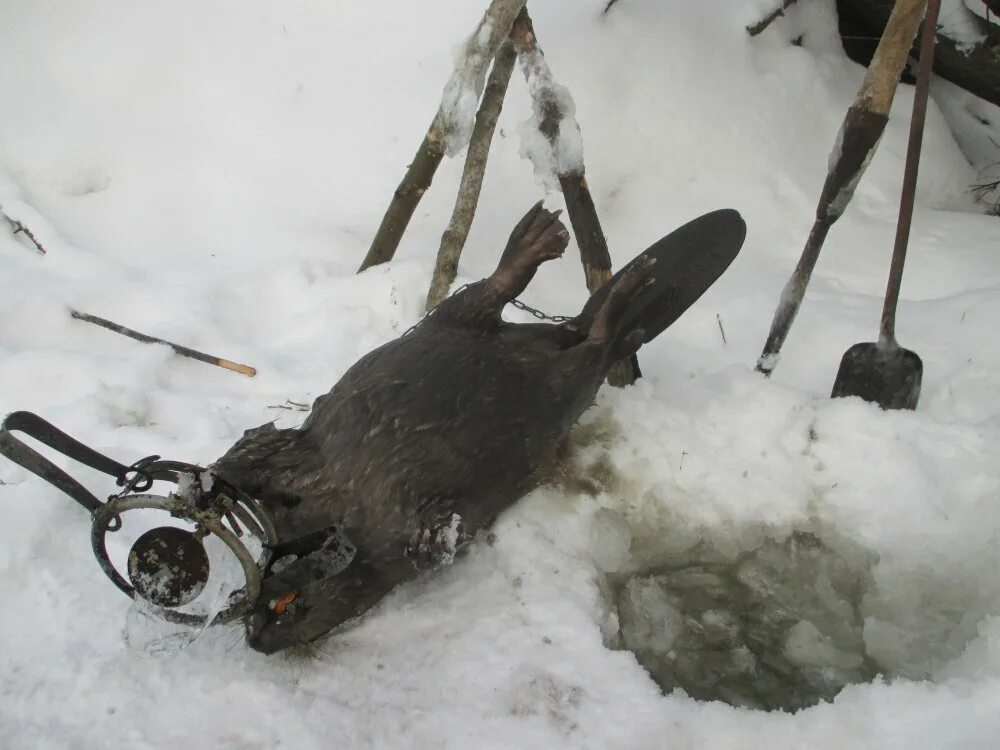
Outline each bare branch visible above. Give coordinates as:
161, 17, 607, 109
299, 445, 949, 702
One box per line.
2, 212, 46, 254
267, 400, 310, 412
747, 0, 798, 37
971, 176, 1000, 213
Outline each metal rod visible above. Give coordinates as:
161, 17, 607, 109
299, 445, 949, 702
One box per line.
879, 0, 940, 349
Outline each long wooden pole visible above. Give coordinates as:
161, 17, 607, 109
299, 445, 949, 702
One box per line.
426, 41, 518, 311
510, 8, 638, 386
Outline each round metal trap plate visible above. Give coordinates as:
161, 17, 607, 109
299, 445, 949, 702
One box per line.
127, 526, 210, 608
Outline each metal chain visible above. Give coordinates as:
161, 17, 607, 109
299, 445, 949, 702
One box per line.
113, 454, 160, 497
507, 297, 574, 323
402, 283, 572, 336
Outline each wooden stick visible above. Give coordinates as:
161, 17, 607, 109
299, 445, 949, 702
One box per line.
856, 0, 928, 115
3, 212, 46, 254
69, 309, 256, 377
747, 0, 798, 37
426, 41, 518, 312
510, 8, 638, 387
357, 127, 446, 273
358, 0, 528, 273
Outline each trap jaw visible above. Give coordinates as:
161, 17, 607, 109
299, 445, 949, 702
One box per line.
0, 411, 278, 627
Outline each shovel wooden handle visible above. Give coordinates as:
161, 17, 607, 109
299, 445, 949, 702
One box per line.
856, 0, 930, 115
816, 0, 929, 224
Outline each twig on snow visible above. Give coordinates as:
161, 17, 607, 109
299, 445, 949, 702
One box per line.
971, 177, 1000, 207
267, 400, 310, 412
747, 0, 798, 37
69, 309, 257, 377
3, 212, 46, 254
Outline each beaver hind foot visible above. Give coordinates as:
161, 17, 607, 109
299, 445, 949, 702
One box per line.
587, 254, 656, 347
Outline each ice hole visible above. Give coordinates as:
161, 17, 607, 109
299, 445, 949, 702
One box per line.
613, 532, 880, 711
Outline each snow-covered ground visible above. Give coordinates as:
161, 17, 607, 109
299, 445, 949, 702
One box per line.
2, 0, 1000, 747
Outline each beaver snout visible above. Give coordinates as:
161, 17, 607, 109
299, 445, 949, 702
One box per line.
245, 595, 311, 654
245, 558, 407, 653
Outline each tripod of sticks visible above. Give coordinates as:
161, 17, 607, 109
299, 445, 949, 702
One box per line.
7, 2, 635, 384
357, 2, 638, 387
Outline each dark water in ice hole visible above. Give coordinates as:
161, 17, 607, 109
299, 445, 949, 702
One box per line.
612, 532, 880, 712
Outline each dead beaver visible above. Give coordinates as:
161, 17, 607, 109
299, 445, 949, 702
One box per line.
211, 202, 746, 653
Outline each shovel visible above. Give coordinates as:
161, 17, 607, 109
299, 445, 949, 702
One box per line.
831, 0, 940, 410
756, 0, 930, 376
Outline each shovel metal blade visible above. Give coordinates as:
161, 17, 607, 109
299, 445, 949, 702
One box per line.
830, 342, 922, 410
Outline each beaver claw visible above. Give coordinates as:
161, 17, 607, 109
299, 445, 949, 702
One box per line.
489, 202, 570, 299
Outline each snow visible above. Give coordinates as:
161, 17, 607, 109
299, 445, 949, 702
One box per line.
939, 0, 987, 53
438, 5, 526, 156
965, 0, 1000, 25
2, 0, 1000, 747
199, 470, 214, 494
932, 75, 1000, 199
516, 44, 586, 188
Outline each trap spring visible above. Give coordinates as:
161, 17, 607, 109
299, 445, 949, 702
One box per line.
0, 411, 278, 626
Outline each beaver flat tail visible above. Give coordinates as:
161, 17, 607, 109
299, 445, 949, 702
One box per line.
577, 209, 747, 354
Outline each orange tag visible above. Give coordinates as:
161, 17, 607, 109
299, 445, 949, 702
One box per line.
271, 591, 298, 614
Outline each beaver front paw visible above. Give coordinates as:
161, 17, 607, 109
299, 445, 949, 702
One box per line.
489, 202, 570, 299
405, 513, 466, 570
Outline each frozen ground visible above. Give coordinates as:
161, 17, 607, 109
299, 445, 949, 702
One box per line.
2, 0, 1000, 747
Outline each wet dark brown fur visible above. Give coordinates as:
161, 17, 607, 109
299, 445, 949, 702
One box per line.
212, 202, 659, 653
